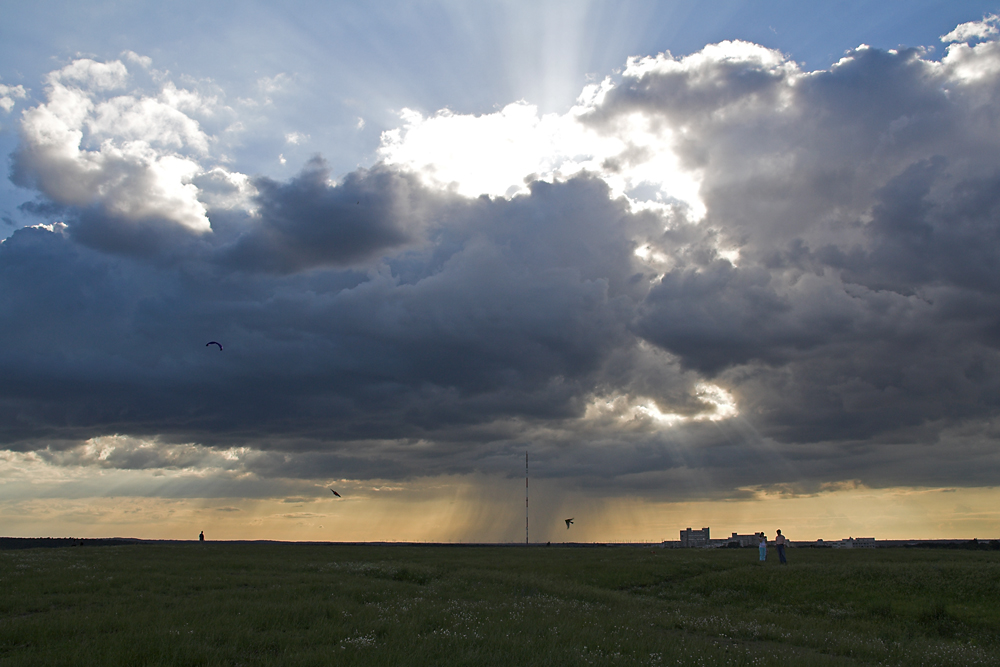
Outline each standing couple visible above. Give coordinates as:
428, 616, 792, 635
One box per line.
758, 530, 788, 564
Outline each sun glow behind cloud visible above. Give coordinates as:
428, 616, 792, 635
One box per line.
378, 93, 705, 218
375, 38, 827, 223
585, 383, 738, 428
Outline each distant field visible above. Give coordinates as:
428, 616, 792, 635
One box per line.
1, 543, 998, 666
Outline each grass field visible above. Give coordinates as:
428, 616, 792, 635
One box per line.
1, 543, 998, 666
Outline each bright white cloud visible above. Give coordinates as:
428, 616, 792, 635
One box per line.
13, 57, 249, 234
377, 42, 812, 220
158, 81, 219, 117
942, 30, 1000, 82
50, 58, 128, 91
378, 98, 705, 216
622, 39, 793, 77
191, 165, 257, 212
379, 102, 585, 199
941, 14, 999, 43
89, 95, 210, 153
0, 82, 26, 113
122, 50, 153, 68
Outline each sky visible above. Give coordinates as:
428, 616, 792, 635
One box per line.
2, 1, 1000, 543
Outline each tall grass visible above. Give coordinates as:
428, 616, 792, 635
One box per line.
1, 544, 997, 666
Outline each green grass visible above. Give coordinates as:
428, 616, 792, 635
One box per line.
1, 544, 998, 666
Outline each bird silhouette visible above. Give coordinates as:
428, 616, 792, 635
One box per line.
565, 518, 574, 529
331, 489, 341, 498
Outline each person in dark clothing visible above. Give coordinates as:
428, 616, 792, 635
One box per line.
775, 529, 788, 564
199, 531, 205, 542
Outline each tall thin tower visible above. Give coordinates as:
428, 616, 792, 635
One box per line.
525, 450, 529, 545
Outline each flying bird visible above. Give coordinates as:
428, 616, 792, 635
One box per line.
565, 518, 574, 529
331, 489, 341, 498
206, 341, 223, 350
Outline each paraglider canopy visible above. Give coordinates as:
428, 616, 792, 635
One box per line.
206, 341, 223, 350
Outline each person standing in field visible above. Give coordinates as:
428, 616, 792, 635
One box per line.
199, 531, 205, 542
758, 533, 767, 562
775, 529, 787, 564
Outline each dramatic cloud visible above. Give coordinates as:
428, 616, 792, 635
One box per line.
5, 18, 1000, 513
225, 159, 443, 272
11, 56, 249, 253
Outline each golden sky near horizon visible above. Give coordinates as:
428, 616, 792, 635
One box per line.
2, 469, 998, 543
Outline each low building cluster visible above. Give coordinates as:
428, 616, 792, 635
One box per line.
667, 528, 877, 548
831, 537, 876, 548
676, 527, 766, 548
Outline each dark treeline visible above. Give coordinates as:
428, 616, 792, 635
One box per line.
0, 537, 142, 550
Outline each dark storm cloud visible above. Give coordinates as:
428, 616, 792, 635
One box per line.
587, 38, 1000, 461
0, 173, 668, 463
6, 25, 1000, 497
224, 159, 428, 272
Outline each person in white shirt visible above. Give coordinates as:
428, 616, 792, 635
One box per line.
758, 533, 767, 562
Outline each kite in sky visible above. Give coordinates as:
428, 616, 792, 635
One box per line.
206, 341, 223, 351
565, 518, 573, 529
331, 489, 341, 497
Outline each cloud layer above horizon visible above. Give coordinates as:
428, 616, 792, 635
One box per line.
3, 15, 1000, 507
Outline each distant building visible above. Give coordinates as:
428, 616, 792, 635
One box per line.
680, 527, 710, 547
679, 528, 771, 548
834, 537, 876, 549
726, 532, 764, 547
675, 528, 883, 548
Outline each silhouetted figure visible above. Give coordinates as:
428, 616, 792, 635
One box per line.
565, 518, 574, 529
775, 529, 787, 564
199, 531, 205, 542
759, 532, 767, 562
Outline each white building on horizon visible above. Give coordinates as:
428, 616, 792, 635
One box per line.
834, 537, 876, 549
